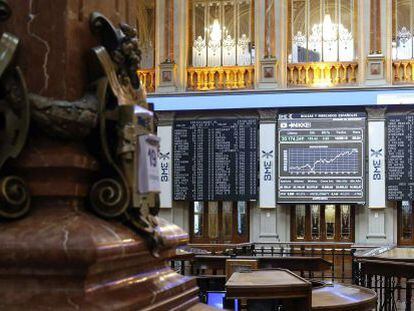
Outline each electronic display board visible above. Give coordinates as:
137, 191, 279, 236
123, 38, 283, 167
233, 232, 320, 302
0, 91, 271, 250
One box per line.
173, 119, 258, 201
278, 113, 366, 203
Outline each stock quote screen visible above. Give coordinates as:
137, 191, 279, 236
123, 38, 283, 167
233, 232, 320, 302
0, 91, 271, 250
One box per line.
277, 113, 366, 204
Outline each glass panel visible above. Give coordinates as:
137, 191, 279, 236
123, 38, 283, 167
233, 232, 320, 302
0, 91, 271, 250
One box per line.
309, 0, 322, 61
224, 2, 235, 38
208, 202, 219, 239
223, 1, 236, 66
194, 2, 207, 39
291, 0, 307, 63
238, 0, 251, 38
193, 2, 207, 67
137, 0, 156, 68
339, 0, 355, 61
191, 0, 253, 67
394, 0, 413, 60
340, 204, 351, 239
207, 2, 222, 67
237, 0, 252, 65
311, 204, 320, 240
237, 201, 247, 235
322, 0, 338, 62
401, 201, 413, 240
290, 0, 355, 63
193, 201, 204, 237
223, 201, 233, 241
295, 205, 306, 239
325, 205, 336, 239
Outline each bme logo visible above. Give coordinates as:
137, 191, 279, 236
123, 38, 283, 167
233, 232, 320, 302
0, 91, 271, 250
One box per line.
261, 150, 273, 181
370, 149, 383, 158
370, 149, 383, 181
261, 150, 274, 159
159, 152, 170, 161
159, 152, 170, 182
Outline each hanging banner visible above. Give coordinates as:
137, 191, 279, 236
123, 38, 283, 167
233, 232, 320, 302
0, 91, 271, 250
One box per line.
259, 123, 276, 207
158, 125, 173, 208
368, 120, 386, 208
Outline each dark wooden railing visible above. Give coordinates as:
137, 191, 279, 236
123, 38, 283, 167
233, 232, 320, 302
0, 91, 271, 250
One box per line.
170, 242, 370, 284
352, 248, 414, 311
251, 242, 353, 283
182, 242, 355, 283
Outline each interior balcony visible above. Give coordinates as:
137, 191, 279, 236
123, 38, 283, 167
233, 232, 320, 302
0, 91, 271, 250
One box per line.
287, 61, 358, 87
137, 68, 156, 94
393, 60, 414, 84
187, 65, 254, 91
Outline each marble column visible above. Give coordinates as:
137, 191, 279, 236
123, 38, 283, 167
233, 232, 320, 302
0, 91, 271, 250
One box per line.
0, 2, 198, 309
366, 0, 387, 85
157, 0, 177, 93
355, 108, 394, 245
157, 112, 175, 209
251, 110, 280, 242
258, 0, 278, 89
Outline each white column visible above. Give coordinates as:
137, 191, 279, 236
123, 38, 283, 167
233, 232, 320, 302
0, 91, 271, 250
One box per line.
251, 110, 279, 243
157, 112, 175, 208
259, 124, 276, 207
368, 120, 386, 208
356, 108, 393, 244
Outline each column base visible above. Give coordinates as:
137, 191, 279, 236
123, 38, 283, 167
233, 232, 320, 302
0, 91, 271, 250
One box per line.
257, 58, 278, 89
157, 61, 178, 93
365, 54, 387, 86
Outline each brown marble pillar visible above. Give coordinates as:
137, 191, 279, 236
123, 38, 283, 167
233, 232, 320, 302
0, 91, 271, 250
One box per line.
259, 0, 278, 88
158, 0, 177, 92
370, 0, 381, 54
366, 0, 385, 84
164, 0, 174, 63
0, 1, 198, 309
264, 0, 275, 58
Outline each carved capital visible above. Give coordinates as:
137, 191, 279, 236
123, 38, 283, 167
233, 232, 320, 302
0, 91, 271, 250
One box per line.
157, 111, 175, 126
366, 107, 386, 120
258, 109, 278, 123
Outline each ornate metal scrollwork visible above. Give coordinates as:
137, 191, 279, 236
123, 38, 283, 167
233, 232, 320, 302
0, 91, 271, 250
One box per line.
89, 178, 129, 218
0, 35, 30, 170
0, 176, 30, 219
87, 76, 131, 219
0, 0, 11, 22
0, 3, 31, 219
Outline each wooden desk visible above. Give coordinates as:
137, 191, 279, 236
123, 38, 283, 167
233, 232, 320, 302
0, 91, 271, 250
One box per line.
225, 269, 312, 311
193, 255, 332, 274
312, 284, 377, 311
371, 247, 414, 262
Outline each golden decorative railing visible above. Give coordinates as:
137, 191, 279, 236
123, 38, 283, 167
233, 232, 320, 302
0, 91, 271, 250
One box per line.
187, 66, 254, 91
393, 60, 414, 84
287, 62, 358, 87
137, 69, 156, 93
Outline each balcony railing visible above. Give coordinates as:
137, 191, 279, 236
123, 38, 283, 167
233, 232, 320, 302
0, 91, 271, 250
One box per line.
288, 61, 358, 87
187, 66, 254, 91
137, 69, 156, 93
393, 60, 414, 84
